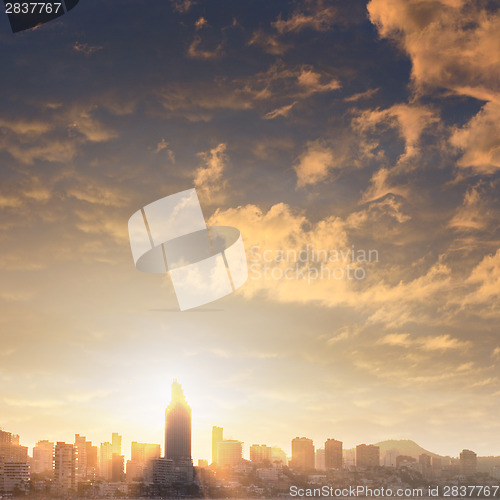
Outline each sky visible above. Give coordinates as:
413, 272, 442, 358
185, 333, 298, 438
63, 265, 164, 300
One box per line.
1, 0, 500, 463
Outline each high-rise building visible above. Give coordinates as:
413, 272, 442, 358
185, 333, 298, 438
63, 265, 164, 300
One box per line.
344, 448, 356, 467
109, 433, 125, 482
290, 437, 315, 471
0, 429, 28, 462
383, 449, 399, 467
250, 444, 272, 463
112, 454, 125, 482
74, 434, 97, 480
32, 440, 54, 474
165, 380, 191, 461
431, 456, 442, 475
127, 441, 161, 482
356, 444, 380, 468
325, 439, 343, 469
87, 443, 98, 479
131, 442, 161, 464
460, 449, 477, 476
100, 442, 113, 480
144, 458, 174, 486
198, 459, 209, 468
0, 429, 19, 445
3, 462, 30, 494
54, 442, 76, 492
127, 442, 161, 482
74, 434, 88, 480
217, 440, 242, 468
112, 433, 122, 456
126, 460, 141, 483
315, 449, 326, 470
212, 426, 223, 465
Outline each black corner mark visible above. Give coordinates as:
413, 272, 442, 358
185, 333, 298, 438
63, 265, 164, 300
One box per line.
4, 0, 80, 33
64, 0, 78, 11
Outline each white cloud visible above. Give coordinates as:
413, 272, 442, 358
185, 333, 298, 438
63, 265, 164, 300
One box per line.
193, 143, 228, 204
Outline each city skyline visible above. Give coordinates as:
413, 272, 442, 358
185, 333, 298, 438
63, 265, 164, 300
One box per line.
3, 407, 493, 499
0, 379, 490, 465
1, 0, 500, 463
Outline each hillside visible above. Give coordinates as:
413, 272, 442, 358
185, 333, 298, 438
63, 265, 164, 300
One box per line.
345, 440, 444, 459
373, 440, 444, 459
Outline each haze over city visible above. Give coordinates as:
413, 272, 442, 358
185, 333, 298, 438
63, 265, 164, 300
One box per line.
2, 379, 492, 498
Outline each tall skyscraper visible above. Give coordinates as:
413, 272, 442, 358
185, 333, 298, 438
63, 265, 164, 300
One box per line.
290, 437, 315, 471
54, 442, 76, 492
212, 426, 223, 465
112, 454, 125, 482
74, 434, 98, 480
100, 442, 113, 480
315, 448, 326, 470
325, 439, 343, 469
165, 380, 191, 461
111, 433, 124, 482
460, 449, 477, 476
356, 444, 380, 468
112, 433, 122, 456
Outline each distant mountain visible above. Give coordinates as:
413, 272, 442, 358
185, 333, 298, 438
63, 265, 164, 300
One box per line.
372, 440, 444, 459
345, 440, 500, 473
345, 440, 444, 459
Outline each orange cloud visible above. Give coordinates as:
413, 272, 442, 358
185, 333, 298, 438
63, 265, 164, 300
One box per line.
450, 102, 500, 174
273, 1, 336, 33
294, 140, 337, 187
193, 143, 228, 204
